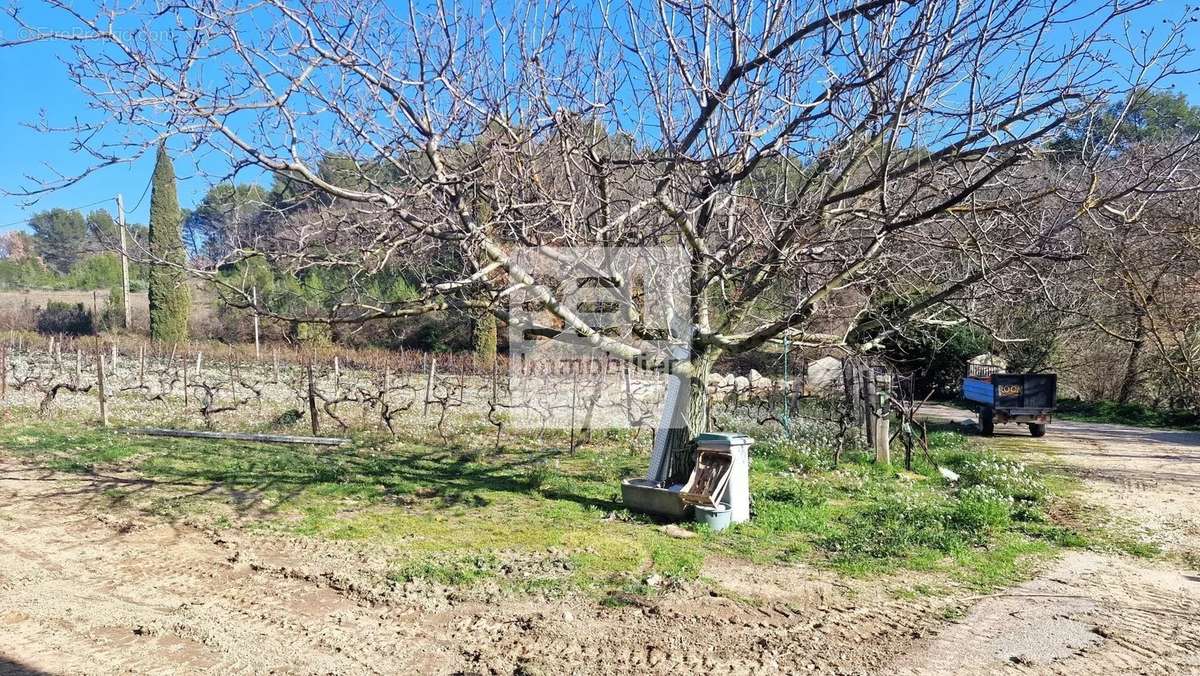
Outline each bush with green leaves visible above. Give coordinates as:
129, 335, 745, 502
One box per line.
0, 258, 57, 289
64, 253, 122, 290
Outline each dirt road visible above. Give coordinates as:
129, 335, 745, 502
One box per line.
891, 406, 1200, 674
1, 411, 1197, 674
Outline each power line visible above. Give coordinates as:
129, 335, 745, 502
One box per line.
128, 171, 155, 214
0, 197, 114, 231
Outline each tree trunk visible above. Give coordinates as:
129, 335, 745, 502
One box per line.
1117, 318, 1146, 404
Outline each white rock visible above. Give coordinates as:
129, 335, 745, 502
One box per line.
805, 356, 844, 395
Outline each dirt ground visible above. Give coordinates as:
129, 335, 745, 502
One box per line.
1, 409, 1198, 674
890, 406, 1200, 674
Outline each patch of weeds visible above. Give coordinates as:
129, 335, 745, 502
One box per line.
821, 492, 961, 561
927, 429, 971, 455
1016, 521, 1089, 548
943, 453, 1048, 504
436, 490, 489, 508
948, 534, 1054, 591
1050, 494, 1161, 559
940, 604, 967, 621
751, 481, 833, 534
1056, 398, 1200, 430
1101, 534, 1161, 559
650, 540, 704, 581
524, 461, 552, 491
47, 458, 95, 473
388, 553, 500, 586
600, 588, 648, 607
505, 576, 571, 596
948, 484, 1013, 538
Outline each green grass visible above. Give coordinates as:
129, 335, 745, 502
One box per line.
1056, 398, 1200, 430
0, 416, 1105, 597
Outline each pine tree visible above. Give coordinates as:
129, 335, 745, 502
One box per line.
147, 144, 190, 342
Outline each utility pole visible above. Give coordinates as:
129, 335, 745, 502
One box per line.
116, 193, 131, 330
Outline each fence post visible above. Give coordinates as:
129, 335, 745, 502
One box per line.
0, 344, 7, 401
272, 349, 279, 383
874, 374, 892, 465
75, 349, 82, 387
195, 351, 203, 379
423, 357, 437, 415
96, 352, 109, 427
252, 285, 261, 361
111, 341, 119, 374
139, 345, 146, 389
864, 371, 877, 447
307, 358, 320, 435
843, 360, 860, 428
182, 356, 190, 409
569, 367, 578, 453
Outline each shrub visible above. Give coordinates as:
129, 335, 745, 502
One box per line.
35, 302, 95, 336
98, 285, 126, 330
269, 408, 305, 429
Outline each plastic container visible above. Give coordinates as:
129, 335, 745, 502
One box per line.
694, 503, 733, 532
694, 432, 753, 523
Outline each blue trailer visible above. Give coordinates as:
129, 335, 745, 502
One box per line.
961, 372, 1057, 437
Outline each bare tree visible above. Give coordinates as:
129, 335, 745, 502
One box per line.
4, 0, 1197, 439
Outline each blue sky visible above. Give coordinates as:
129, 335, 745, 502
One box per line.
1, 1, 1198, 233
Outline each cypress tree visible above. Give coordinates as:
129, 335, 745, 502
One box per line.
147, 144, 190, 342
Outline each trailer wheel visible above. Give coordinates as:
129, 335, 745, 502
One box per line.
1029, 423, 1047, 438
980, 408, 994, 436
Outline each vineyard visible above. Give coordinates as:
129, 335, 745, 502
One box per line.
0, 332, 835, 452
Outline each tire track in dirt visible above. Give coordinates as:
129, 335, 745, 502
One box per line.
0, 459, 959, 674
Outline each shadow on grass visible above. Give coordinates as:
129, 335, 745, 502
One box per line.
0, 426, 626, 524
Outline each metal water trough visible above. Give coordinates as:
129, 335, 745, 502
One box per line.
620, 478, 690, 519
